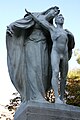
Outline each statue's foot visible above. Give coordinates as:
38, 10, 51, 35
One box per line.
59, 95, 66, 104
55, 97, 64, 104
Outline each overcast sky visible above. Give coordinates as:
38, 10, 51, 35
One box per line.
0, 0, 80, 105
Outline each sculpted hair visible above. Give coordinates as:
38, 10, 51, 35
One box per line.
41, 6, 59, 24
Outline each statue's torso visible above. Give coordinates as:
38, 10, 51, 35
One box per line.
52, 28, 68, 55
28, 24, 46, 42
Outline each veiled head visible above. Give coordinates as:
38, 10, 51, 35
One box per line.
43, 6, 59, 17
42, 6, 60, 23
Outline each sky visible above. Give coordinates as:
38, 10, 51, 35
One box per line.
0, 0, 80, 105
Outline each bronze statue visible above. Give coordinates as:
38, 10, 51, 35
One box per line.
6, 6, 75, 104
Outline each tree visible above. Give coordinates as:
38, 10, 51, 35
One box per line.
66, 69, 80, 106
5, 92, 21, 119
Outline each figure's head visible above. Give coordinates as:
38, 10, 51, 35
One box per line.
42, 6, 60, 20
55, 14, 64, 25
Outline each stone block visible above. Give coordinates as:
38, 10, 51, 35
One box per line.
14, 101, 80, 120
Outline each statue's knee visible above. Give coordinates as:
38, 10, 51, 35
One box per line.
52, 69, 59, 77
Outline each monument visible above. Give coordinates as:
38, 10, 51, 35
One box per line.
6, 6, 80, 120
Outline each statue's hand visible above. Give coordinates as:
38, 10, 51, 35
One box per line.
25, 9, 31, 15
6, 26, 14, 37
54, 6, 60, 16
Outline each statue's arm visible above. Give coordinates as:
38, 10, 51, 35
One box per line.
26, 11, 54, 32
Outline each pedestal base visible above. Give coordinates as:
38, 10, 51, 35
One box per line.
14, 101, 80, 120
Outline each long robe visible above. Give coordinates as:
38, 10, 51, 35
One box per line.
6, 13, 51, 102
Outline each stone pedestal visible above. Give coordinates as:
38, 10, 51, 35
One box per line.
14, 101, 80, 120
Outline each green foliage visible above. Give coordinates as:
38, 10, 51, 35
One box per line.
66, 69, 80, 107
68, 69, 80, 80
74, 49, 80, 56
66, 79, 80, 106
76, 55, 80, 64
74, 49, 80, 64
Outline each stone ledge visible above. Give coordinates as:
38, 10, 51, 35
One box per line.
14, 101, 80, 120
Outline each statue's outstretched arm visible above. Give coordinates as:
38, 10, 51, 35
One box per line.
25, 9, 54, 32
